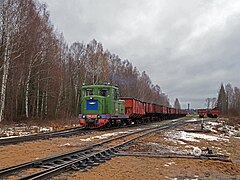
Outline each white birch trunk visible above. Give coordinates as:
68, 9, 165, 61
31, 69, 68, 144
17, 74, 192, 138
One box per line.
0, 34, 10, 122
36, 75, 40, 117
25, 65, 31, 118
41, 92, 44, 119
45, 91, 48, 117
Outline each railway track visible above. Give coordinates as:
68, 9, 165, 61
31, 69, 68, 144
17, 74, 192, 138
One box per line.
0, 117, 184, 146
0, 126, 89, 146
0, 119, 201, 180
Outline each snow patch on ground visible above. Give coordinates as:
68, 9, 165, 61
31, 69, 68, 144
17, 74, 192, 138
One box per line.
79, 130, 133, 142
206, 121, 222, 126
0, 124, 54, 138
164, 137, 187, 145
185, 118, 198, 122
165, 130, 229, 143
163, 161, 176, 167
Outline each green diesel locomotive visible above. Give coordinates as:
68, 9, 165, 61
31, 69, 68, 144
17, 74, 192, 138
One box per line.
79, 84, 128, 128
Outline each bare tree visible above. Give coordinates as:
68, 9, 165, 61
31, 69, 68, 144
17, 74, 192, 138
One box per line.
0, 0, 21, 122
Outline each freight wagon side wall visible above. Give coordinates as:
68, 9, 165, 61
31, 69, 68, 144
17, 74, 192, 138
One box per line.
121, 97, 145, 117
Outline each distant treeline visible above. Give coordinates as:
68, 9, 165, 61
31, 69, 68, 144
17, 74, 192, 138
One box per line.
217, 83, 240, 116
0, 0, 170, 122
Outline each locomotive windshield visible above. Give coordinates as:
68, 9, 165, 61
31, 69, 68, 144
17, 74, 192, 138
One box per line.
85, 89, 93, 96
99, 88, 109, 97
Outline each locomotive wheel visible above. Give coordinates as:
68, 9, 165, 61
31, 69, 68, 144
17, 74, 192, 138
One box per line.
106, 122, 111, 128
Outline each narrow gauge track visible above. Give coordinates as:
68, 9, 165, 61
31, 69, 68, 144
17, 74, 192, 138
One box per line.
0, 119, 201, 180
0, 126, 89, 146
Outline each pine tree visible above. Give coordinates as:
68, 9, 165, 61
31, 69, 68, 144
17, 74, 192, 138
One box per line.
217, 84, 227, 114
174, 98, 181, 109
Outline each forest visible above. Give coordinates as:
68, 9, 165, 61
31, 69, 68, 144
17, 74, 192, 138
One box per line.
217, 83, 240, 116
0, 0, 170, 122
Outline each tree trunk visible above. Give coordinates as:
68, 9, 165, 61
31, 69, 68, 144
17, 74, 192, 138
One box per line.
0, 35, 10, 122
25, 65, 31, 118
36, 75, 40, 117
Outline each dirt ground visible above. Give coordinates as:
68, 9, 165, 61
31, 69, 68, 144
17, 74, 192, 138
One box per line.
0, 117, 240, 180
68, 118, 240, 180
0, 126, 147, 169
68, 156, 239, 180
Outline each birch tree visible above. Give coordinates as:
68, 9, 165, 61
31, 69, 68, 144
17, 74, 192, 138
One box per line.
0, 0, 20, 122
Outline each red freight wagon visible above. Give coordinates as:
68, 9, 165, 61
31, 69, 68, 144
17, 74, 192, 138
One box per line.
207, 109, 220, 118
169, 108, 175, 114
177, 109, 182, 114
120, 97, 145, 118
175, 109, 179, 115
153, 104, 162, 113
198, 109, 207, 118
162, 106, 167, 114
166, 107, 170, 114
159, 105, 164, 114
145, 103, 154, 113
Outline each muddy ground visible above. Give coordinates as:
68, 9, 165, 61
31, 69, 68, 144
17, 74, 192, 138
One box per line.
0, 117, 240, 180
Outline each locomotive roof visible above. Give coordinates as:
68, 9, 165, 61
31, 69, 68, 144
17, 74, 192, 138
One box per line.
81, 84, 118, 89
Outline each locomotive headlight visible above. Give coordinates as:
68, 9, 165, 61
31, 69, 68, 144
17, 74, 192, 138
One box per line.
82, 115, 86, 118
97, 115, 101, 119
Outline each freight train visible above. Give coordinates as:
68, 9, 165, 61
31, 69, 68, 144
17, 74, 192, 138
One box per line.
79, 84, 187, 128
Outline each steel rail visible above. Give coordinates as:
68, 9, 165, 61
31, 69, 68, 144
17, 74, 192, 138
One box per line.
0, 127, 87, 146
115, 152, 231, 162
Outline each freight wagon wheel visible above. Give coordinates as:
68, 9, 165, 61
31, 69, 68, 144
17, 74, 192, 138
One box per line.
116, 122, 121, 128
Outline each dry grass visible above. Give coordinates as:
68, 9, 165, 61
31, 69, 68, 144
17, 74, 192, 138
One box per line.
0, 118, 79, 130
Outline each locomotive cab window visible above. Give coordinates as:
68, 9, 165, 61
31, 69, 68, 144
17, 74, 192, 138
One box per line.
85, 89, 93, 96
113, 89, 119, 100
99, 88, 109, 97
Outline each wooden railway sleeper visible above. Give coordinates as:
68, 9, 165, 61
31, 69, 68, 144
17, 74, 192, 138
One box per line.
92, 155, 104, 163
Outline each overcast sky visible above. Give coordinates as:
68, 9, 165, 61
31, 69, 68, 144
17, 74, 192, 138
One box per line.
39, 0, 240, 109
